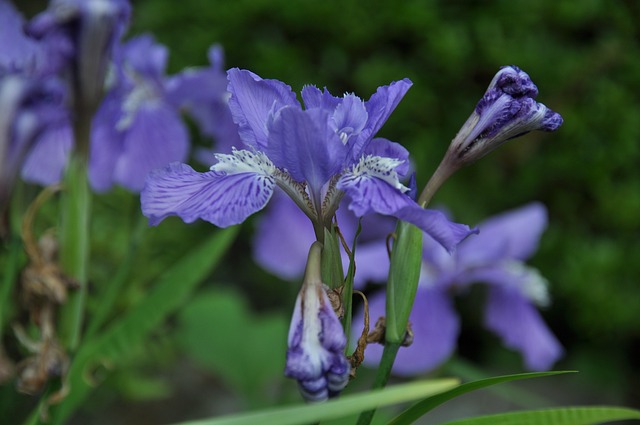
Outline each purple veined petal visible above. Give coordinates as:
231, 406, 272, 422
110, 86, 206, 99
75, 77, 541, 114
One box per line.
363, 138, 410, 177
227, 68, 299, 149
20, 124, 72, 186
356, 287, 460, 376
253, 191, 315, 280
141, 159, 276, 227
112, 101, 189, 192
484, 285, 563, 371
458, 202, 548, 266
266, 106, 347, 196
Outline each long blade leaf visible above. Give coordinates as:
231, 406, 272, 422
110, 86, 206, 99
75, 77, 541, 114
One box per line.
390, 371, 575, 425
438, 406, 640, 425
170, 378, 459, 425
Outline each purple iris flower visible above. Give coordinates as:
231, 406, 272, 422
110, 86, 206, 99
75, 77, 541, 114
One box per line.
26, 0, 132, 108
141, 68, 474, 252
89, 34, 189, 192
355, 202, 563, 375
447, 66, 563, 168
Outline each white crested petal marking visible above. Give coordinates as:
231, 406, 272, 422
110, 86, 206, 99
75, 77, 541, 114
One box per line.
210, 147, 276, 176
341, 154, 409, 193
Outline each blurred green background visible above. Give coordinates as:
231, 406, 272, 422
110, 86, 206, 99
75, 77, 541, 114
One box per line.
8, 0, 640, 423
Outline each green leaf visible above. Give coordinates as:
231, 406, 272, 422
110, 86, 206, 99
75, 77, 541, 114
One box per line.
389, 371, 575, 425
177, 289, 288, 406
169, 378, 459, 425
48, 226, 238, 424
438, 406, 640, 425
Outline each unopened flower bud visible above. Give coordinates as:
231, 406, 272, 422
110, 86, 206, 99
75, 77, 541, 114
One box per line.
448, 65, 562, 167
284, 242, 350, 402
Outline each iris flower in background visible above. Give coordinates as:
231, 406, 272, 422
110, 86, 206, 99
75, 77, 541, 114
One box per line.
26, 0, 132, 109
354, 202, 563, 375
166, 44, 242, 161
89, 34, 190, 192
0, 0, 70, 200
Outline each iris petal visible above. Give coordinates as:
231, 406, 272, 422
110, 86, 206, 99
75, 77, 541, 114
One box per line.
227, 68, 299, 149
141, 161, 275, 227
484, 285, 563, 371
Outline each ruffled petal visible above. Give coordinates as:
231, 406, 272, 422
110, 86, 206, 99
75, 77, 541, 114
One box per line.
356, 287, 460, 376
141, 161, 275, 227
364, 78, 413, 137
227, 68, 299, 149
458, 202, 547, 265
266, 107, 346, 194
484, 285, 563, 371
348, 78, 412, 158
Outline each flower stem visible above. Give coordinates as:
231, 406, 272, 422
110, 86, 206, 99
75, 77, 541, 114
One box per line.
58, 107, 92, 351
417, 154, 458, 207
355, 342, 401, 425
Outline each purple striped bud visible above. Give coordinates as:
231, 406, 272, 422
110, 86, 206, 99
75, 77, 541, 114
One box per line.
284, 242, 350, 402
448, 65, 562, 167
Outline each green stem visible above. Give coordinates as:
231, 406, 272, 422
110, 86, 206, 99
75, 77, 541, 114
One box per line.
58, 153, 91, 352
356, 342, 401, 425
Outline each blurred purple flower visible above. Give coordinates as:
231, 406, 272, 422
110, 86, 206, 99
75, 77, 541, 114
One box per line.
356, 202, 563, 375
26, 0, 131, 108
142, 69, 474, 252
89, 34, 189, 192
1, 73, 68, 208
0, 1, 71, 198
166, 44, 242, 161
